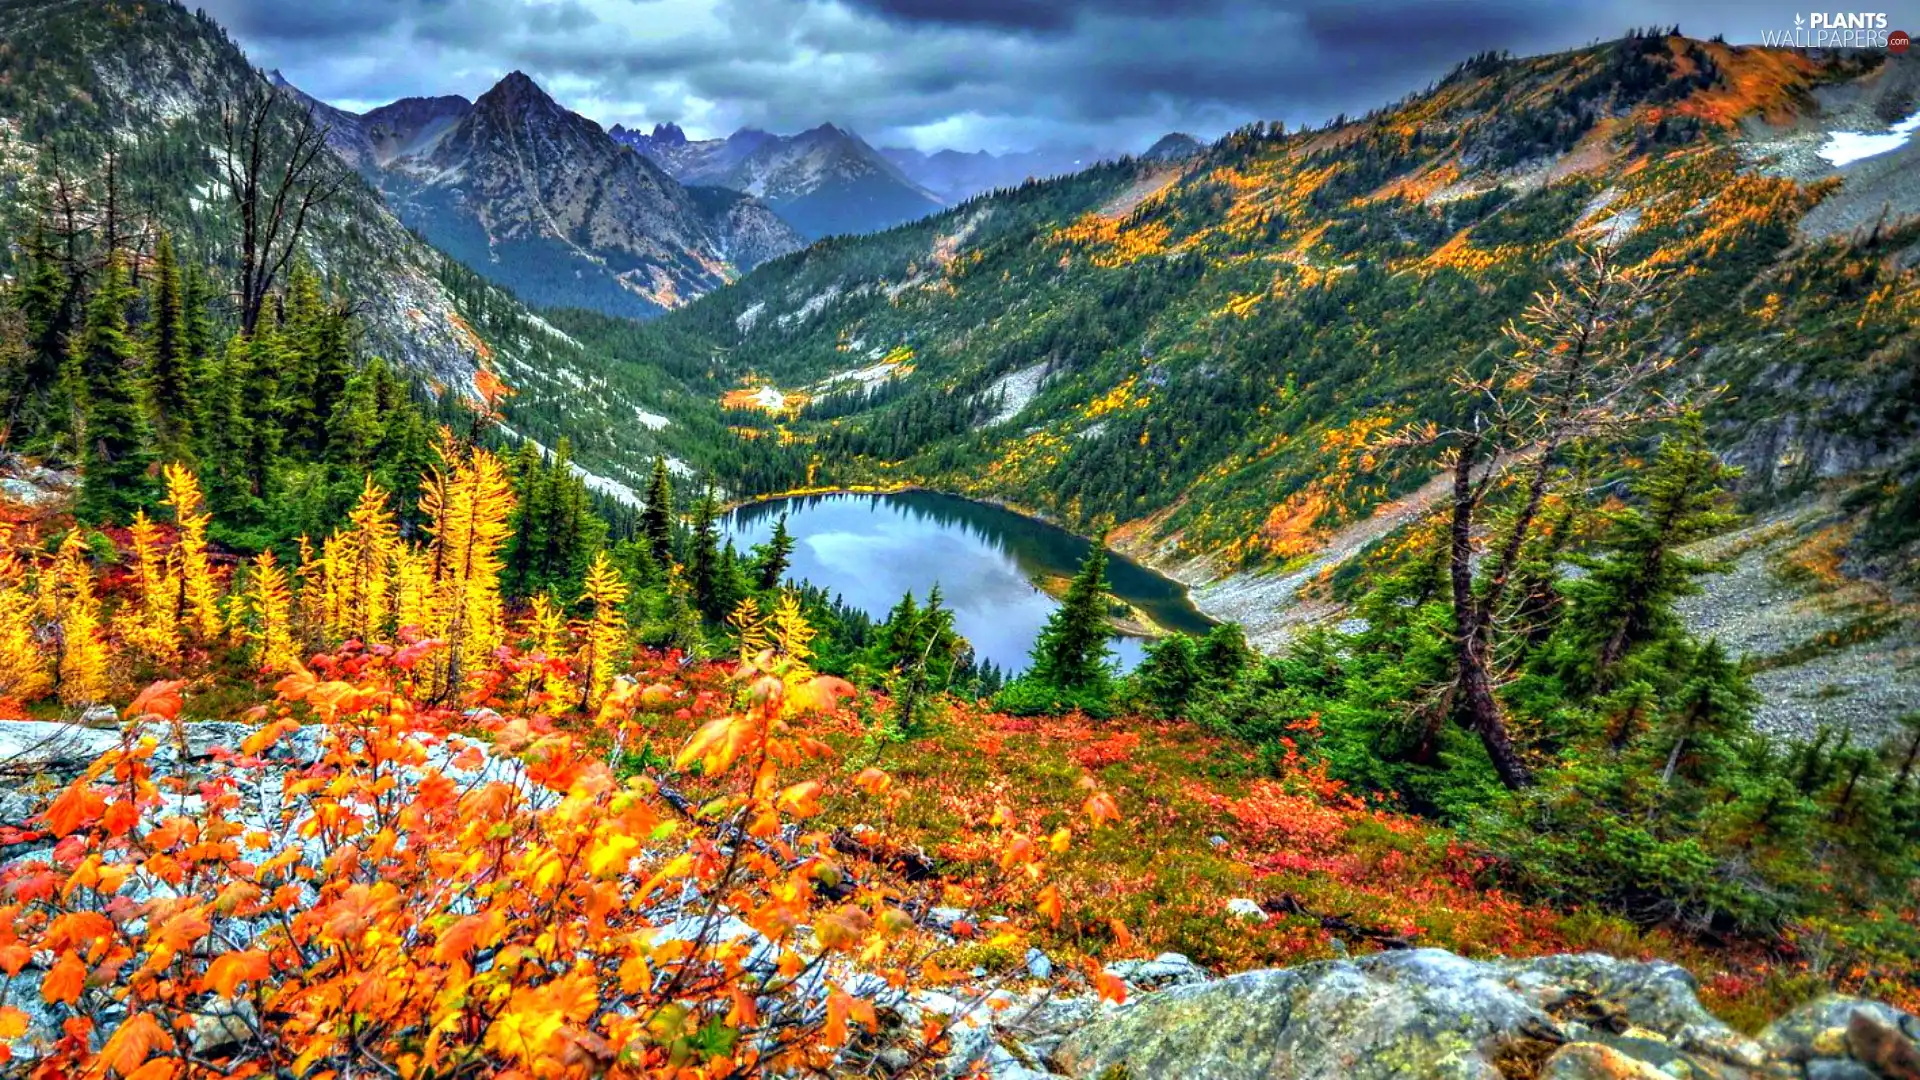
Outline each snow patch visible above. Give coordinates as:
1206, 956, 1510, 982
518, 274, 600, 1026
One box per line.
1817, 107, 1920, 167
633, 408, 671, 430
736, 301, 766, 333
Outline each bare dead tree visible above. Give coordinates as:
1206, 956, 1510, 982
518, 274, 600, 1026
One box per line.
218, 82, 344, 335
1379, 245, 1693, 790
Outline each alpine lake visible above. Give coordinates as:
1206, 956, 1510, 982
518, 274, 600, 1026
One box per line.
722, 490, 1215, 674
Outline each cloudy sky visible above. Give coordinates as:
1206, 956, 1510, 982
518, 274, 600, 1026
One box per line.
200, 0, 1807, 154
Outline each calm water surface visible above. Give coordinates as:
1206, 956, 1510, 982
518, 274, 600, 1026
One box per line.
722, 491, 1214, 674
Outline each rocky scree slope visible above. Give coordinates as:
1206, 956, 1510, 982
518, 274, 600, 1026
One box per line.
306, 71, 804, 319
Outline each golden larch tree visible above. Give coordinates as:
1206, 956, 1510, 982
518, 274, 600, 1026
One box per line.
419, 438, 515, 697
49, 531, 109, 705
522, 592, 571, 704
247, 549, 299, 673
0, 523, 51, 705
576, 550, 629, 711
117, 510, 181, 665
162, 463, 224, 640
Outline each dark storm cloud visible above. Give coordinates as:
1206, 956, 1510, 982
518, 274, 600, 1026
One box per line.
200, 0, 1793, 153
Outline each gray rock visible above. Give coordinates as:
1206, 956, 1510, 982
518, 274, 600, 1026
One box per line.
1054, 949, 1761, 1080
79, 704, 119, 726
1103, 952, 1208, 990
1758, 994, 1920, 1073
1541, 1042, 1672, 1079
1025, 947, 1053, 980
0, 720, 117, 776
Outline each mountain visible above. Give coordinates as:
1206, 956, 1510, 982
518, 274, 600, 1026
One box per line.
638, 35, 1920, 667
611, 122, 945, 239
880, 144, 1121, 203
0, 0, 773, 504
299, 72, 804, 319
1141, 132, 1203, 162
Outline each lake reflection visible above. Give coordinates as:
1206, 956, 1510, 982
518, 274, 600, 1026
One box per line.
722, 491, 1214, 674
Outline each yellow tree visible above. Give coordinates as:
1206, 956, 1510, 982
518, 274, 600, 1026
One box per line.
293, 534, 327, 639
117, 510, 181, 665
419, 438, 515, 697
730, 596, 770, 661
0, 523, 50, 705
49, 531, 108, 705
522, 592, 571, 704
392, 544, 433, 635
323, 479, 400, 642
576, 550, 629, 711
247, 549, 299, 674
162, 464, 223, 640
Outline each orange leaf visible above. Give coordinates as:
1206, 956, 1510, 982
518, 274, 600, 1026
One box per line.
44, 781, 105, 838
154, 910, 211, 952
851, 767, 892, 795
125, 680, 186, 721
789, 675, 856, 714
1083, 790, 1121, 828
1036, 884, 1063, 927
0, 1006, 28, 1040
1095, 968, 1129, 1005
775, 781, 823, 817
102, 799, 140, 839
201, 950, 270, 999
1109, 918, 1135, 951
101, 1011, 172, 1076
41, 952, 84, 1006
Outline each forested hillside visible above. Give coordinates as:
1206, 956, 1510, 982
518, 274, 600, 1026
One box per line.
660, 36, 1919, 590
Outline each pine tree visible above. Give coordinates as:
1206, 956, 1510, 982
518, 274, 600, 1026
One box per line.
419, 440, 516, 696
69, 253, 156, 523
117, 510, 180, 666
1137, 633, 1201, 717
1560, 416, 1740, 688
753, 513, 796, 590
687, 487, 726, 621
1029, 544, 1114, 696
325, 479, 400, 642
5, 224, 73, 449
144, 231, 195, 454
642, 456, 676, 569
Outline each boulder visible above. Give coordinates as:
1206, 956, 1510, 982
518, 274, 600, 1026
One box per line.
0, 720, 118, 779
1541, 1042, 1675, 1079
1053, 950, 1770, 1080
1104, 952, 1209, 991
1758, 995, 1920, 1078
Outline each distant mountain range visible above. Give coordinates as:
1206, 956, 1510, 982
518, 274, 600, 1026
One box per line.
609, 121, 944, 240
278, 72, 803, 319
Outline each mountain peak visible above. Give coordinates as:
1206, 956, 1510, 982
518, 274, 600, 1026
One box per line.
651, 122, 688, 146
478, 70, 553, 111
1142, 132, 1202, 162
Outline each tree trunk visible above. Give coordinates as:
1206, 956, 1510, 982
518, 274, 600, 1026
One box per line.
1444, 434, 1534, 789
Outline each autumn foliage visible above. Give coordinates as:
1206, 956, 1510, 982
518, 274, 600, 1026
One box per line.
0, 445, 1125, 1078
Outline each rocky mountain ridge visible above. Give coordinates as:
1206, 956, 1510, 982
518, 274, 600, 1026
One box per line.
287, 70, 804, 318
611, 120, 945, 240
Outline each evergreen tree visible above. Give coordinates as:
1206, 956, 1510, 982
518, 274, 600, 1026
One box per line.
144, 230, 195, 454
1028, 543, 1115, 695
69, 253, 155, 522
642, 456, 676, 568
687, 487, 726, 621
7, 224, 74, 450
1557, 416, 1740, 689
1137, 633, 1201, 717
753, 513, 796, 590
